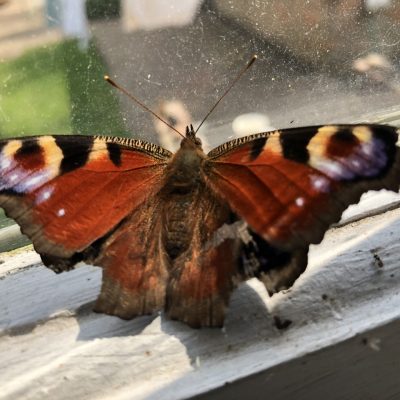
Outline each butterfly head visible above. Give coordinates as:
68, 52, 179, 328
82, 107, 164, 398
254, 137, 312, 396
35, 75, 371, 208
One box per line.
183, 124, 202, 149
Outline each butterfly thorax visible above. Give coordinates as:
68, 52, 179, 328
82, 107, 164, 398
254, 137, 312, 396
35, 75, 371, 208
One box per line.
163, 136, 206, 194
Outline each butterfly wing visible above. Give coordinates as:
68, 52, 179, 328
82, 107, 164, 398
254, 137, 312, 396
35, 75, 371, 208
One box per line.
0, 135, 171, 271
163, 185, 240, 328
93, 195, 170, 320
206, 124, 400, 293
94, 184, 240, 328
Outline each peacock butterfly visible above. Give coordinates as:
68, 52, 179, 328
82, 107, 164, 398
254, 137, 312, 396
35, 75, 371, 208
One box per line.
0, 122, 399, 328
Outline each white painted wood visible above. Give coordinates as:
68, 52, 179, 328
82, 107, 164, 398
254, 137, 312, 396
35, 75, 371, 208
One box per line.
1, 195, 400, 400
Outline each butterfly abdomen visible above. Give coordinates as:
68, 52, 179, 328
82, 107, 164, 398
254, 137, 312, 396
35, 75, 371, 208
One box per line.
162, 191, 196, 259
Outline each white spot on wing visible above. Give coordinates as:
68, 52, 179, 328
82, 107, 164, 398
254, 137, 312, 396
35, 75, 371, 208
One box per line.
36, 186, 55, 204
310, 175, 331, 193
295, 197, 305, 207
57, 208, 65, 217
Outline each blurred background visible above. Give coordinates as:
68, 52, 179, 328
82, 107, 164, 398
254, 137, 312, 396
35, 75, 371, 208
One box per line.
0, 0, 399, 150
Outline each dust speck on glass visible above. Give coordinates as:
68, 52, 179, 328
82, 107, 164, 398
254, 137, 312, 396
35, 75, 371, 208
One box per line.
0, 0, 399, 150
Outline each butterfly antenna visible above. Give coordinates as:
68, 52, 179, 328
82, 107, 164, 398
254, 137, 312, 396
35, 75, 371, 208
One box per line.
104, 75, 186, 140
195, 54, 258, 134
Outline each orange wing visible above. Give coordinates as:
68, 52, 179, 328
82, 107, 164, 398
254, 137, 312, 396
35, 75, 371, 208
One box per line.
207, 125, 400, 249
0, 135, 171, 271
205, 125, 400, 291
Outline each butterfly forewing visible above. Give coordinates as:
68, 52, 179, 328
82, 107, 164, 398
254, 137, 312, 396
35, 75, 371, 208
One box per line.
207, 125, 400, 247
0, 135, 171, 270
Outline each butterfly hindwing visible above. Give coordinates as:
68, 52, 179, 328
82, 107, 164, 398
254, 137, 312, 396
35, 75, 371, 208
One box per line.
164, 185, 240, 328
94, 195, 169, 319
0, 135, 171, 272
206, 125, 400, 292
237, 224, 309, 295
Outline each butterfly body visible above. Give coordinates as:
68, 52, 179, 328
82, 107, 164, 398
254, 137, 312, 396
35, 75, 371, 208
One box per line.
1, 124, 399, 328
93, 129, 241, 327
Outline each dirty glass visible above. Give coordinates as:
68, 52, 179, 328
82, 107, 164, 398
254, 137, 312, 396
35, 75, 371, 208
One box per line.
0, 0, 399, 150
0, 2, 399, 391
